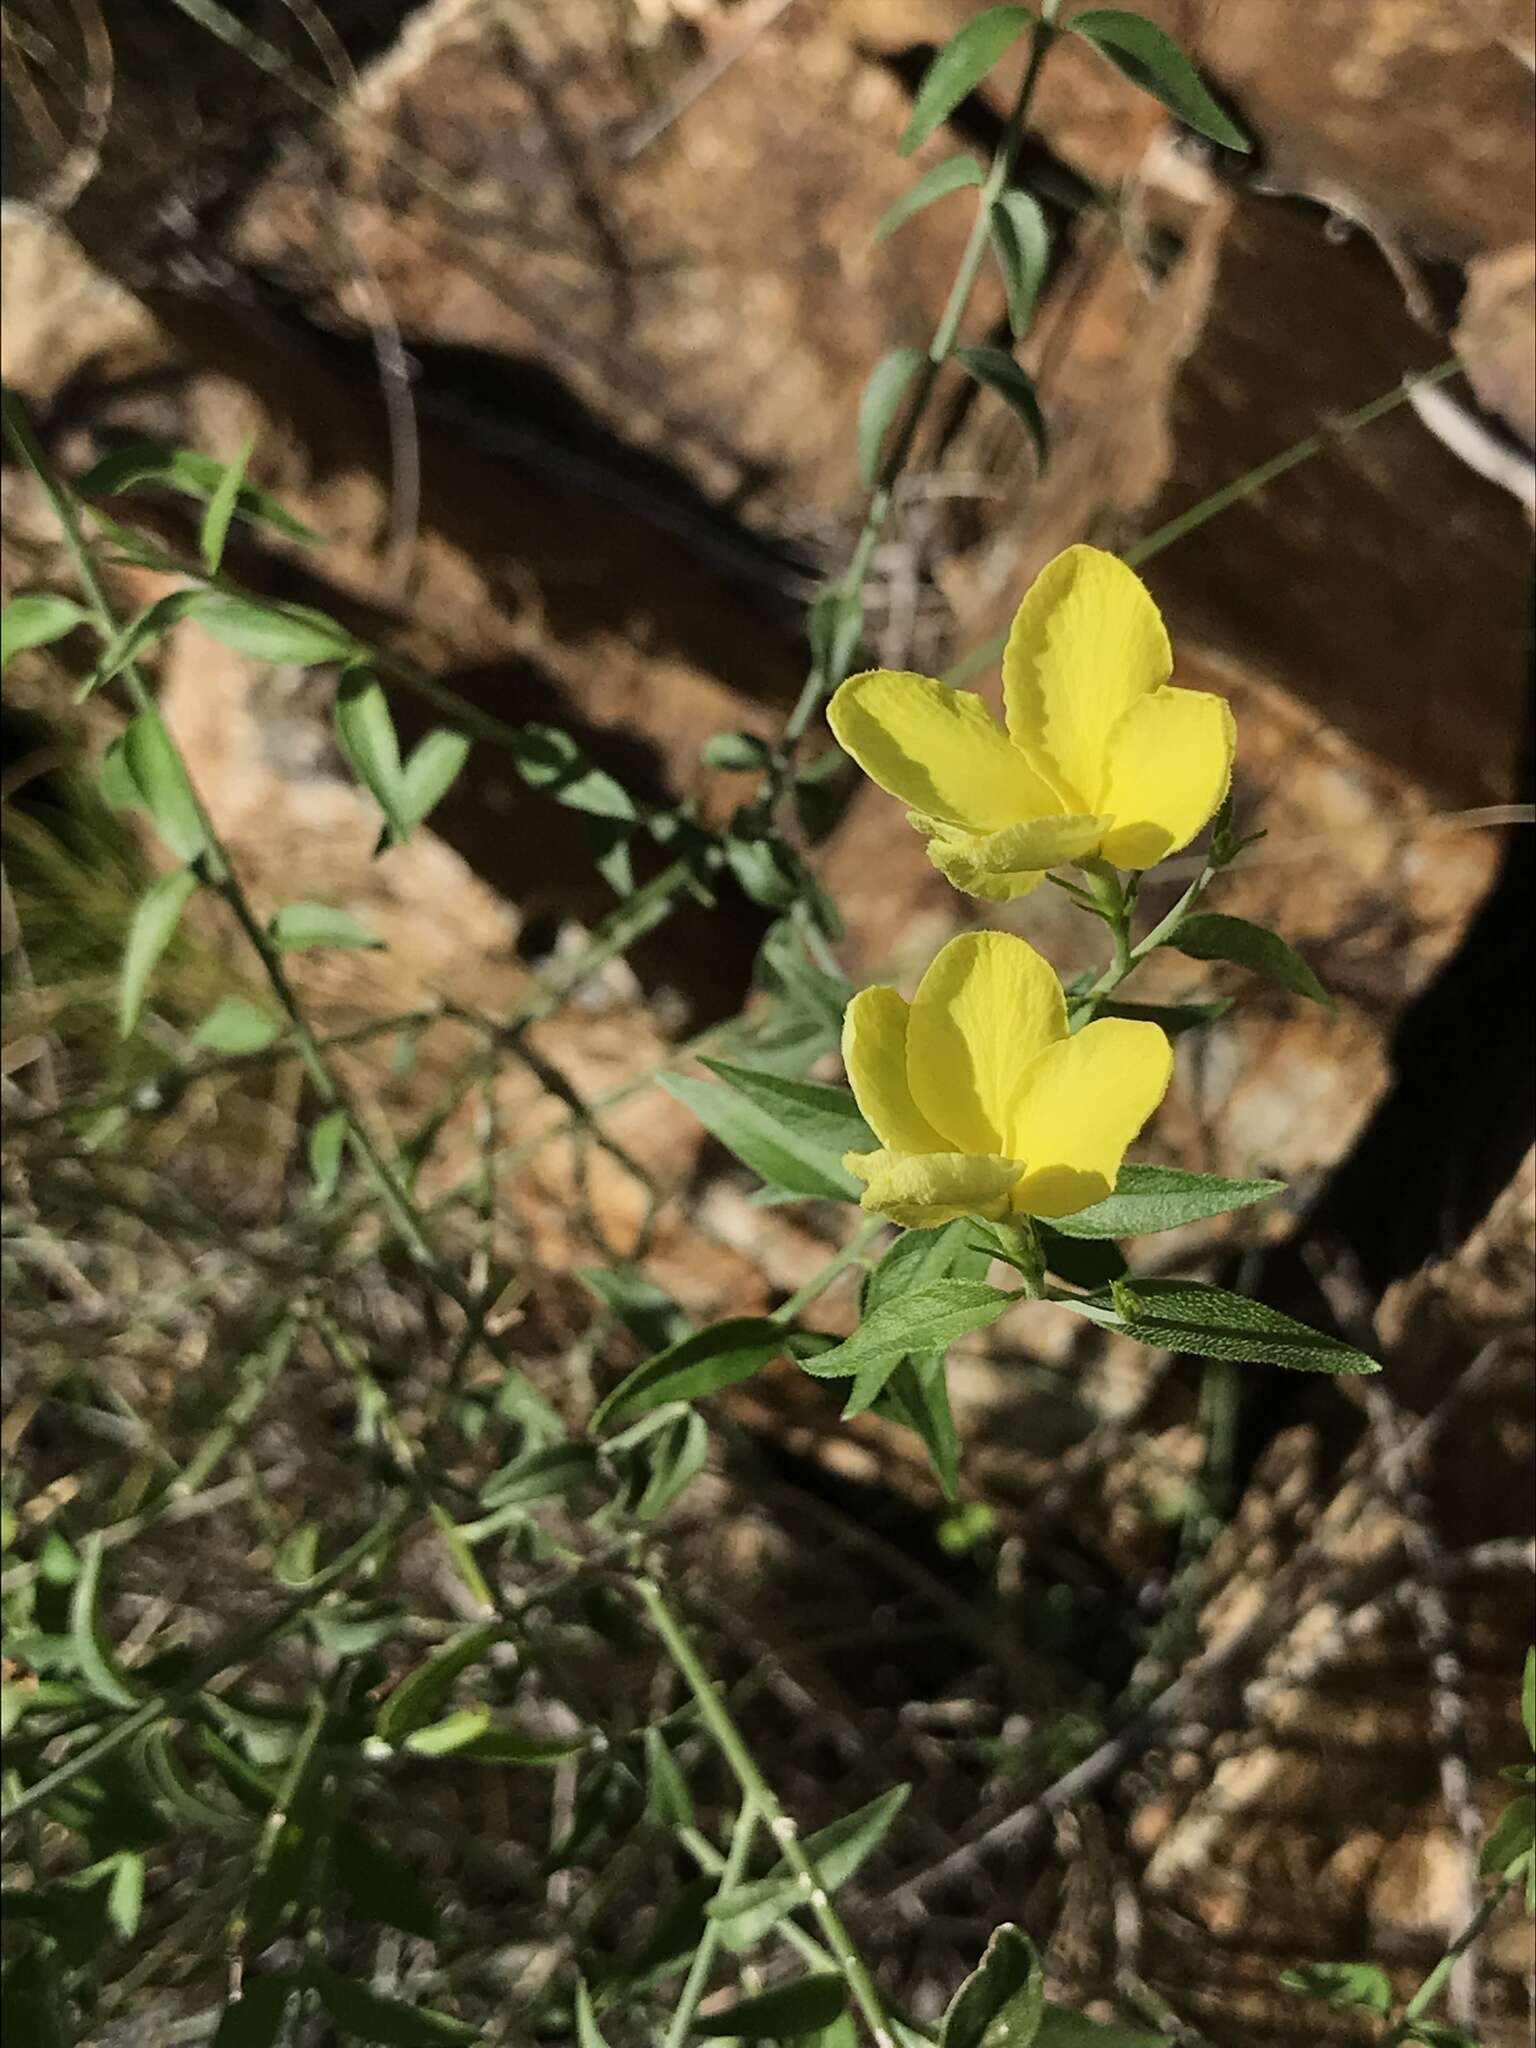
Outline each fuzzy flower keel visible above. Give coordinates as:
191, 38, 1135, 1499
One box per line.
827, 545, 1235, 896
841, 931, 1172, 1229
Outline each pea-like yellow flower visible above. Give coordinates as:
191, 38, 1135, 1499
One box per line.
828, 545, 1235, 899
842, 930, 1172, 1228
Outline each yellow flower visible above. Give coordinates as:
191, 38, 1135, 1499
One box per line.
827, 545, 1235, 898
842, 930, 1172, 1227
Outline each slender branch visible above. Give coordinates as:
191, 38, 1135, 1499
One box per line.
634, 1576, 896, 2046
1378, 1875, 1516, 2047
664, 1799, 762, 2048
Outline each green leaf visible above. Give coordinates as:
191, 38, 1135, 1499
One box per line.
876, 1351, 962, 1500
592, 1317, 789, 1432
187, 594, 356, 666
105, 1849, 145, 1938
477, 1441, 601, 1510
1523, 1646, 1534, 1750
1, 593, 89, 671
701, 1059, 875, 1187
334, 668, 407, 843
808, 585, 865, 685
122, 708, 207, 861
900, 7, 1035, 154
940, 1924, 1045, 2048
1095, 996, 1233, 1035
858, 346, 925, 487
1169, 912, 1331, 1007
211, 1978, 299, 2048
800, 1281, 1014, 1417
1062, 1278, 1377, 1374
402, 1706, 493, 1757
644, 1726, 695, 1828
574, 1978, 611, 2048
860, 1221, 990, 1498
954, 347, 1048, 470
310, 1963, 478, 2044
307, 1109, 347, 1203
704, 730, 773, 771
513, 725, 637, 820
710, 1786, 909, 1948
662, 1066, 867, 1202
99, 735, 141, 812
1044, 1162, 1284, 1240
693, 1974, 847, 2039
1401, 2026, 1481, 2048
200, 436, 254, 575
614, 1875, 716, 1993
118, 867, 199, 1038
86, 591, 203, 696
1278, 1962, 1391, 2015
378, 1622, 501, 1746
875, 154, 985, 241
723, 832, 804, 910
194, 997, 282, 1054
399, 728, 471, 832
578, 1267, 691, 1353
268, 901, 383, 951
78, 442, 320, 545
608, 1405, 710, 1521
1069, 11, 1249, 151
451, 1725, 589, 1766
1480, 1794, 1535, 1878
989, 190, 1050, 337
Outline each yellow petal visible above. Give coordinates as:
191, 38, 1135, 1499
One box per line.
1096, 686, 1237, 869
842, 987, 947, 1153
924, 839, 1047, 901
907, 931, 1068, 1155
828, 669, 1061, 833
1006, 1018, 1173, 1218
844, 1148, 1022, 1229
1002, 545, 1171, 810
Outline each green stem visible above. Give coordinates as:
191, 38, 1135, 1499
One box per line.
775, 10, 1059, 763
634, 1577, 896, 2046
1378, 1873, 1515, 2046
946, 358, 1464, 687
664, 1799, 761, 2048
2, 390, 561, 1434
771, 1216, 886, 1325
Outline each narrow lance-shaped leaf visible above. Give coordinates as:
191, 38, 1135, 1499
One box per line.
875, 154, 985, 242
1069, 11, 1249, 152
308, 1964, 478, 2045
268, 901, 383, 951
1043, 1162, 1284, 1240
955, 346, 1049, 470
660, 1067, 866, 1201
800, 1280, 1014, 1418
709, 1785, 910, 1948
2, 593, 89, 670
334, 667, 407, 842
122, 708, 207, 862
1061, 1278, 1377, 1375
513, 725, 637, 819
399, 727, 471, 832
82, 590, 204, 698
592, 1317, 791, 1432
200, 435, 254, 575
574, 1979, 611, 2048
69, 1535, 142, 1708
307, 1110, 347, 1203
693, 1974, 848, 2039
377, 1622, 501, 1745
194, 997, 282, 1054
186, 593, 357, 666
78, 442, 320, 546
1169, 911, 1332, 1007
119, 869, 199, 1039
989, 189, 1050, 337
859, 346, 925, 486
900, 7, 1035, 155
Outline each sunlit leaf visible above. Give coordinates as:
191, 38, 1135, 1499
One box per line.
118, 868, 198, 1038
875, 154, 985, 241
1069, 11, 1249, 151
900, 8, 1035, 154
